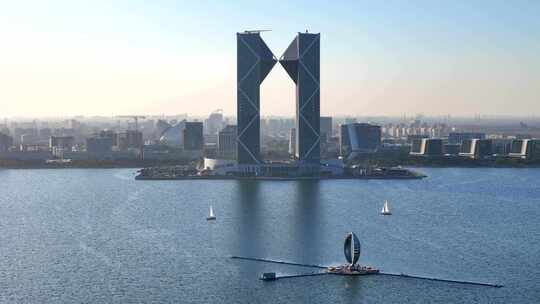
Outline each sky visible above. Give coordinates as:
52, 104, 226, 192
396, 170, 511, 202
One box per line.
0, 0, 539, 118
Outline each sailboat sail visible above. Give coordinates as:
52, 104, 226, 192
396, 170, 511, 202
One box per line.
381, 200, 391, 214
209, 206, 215, 217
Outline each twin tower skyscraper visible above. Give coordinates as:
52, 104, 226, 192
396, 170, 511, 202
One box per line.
237, 31, 320, 166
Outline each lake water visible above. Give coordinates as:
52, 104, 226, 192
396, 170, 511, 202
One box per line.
0, 168, 539, 303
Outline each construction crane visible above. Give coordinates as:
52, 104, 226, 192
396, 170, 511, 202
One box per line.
116, 115, 146, 132
244, 29, 271, 34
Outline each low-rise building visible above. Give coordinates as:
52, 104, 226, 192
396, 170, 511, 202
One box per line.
508, 139, 540, 160
459, 139, 493, 159
0, 151, 52, 161
443, 144, 460, 156
49, 136, 75, 157
410, 139, 444, 156
143, 144, 202, 161
491, 138, 513, 156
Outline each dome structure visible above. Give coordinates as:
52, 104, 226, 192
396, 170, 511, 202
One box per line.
344, 232, 361, 265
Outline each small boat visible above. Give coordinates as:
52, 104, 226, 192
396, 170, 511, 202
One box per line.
206, 206, 216, 220
381, 200, 392, 215
260, 272, 277, 281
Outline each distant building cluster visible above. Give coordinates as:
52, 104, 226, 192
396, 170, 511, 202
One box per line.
1, 112, 539, 165
408, 133, 540, 160
1, 31, 539, 168
1, 114, 539, 164
0, 117, 206, 162
336, 118, 540, 162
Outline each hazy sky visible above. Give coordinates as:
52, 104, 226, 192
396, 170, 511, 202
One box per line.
1, 0, 539, 118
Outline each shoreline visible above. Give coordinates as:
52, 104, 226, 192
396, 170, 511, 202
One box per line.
134, 175, 426, 181
2, 163, 540, 170
1, 158, 540, 170
0, 160, 190, 170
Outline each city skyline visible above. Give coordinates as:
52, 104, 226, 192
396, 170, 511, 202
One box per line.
1, 1, 539, 117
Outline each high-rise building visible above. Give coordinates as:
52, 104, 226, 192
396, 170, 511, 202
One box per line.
237, 31, 276, 164
319, 117, 333, 158
288, 128, 296, 156
118, 130, 143, 151
280, 32, 321, 164
0, 132, 13, 152
340, 123, 381, 157
218, 125, 237, 160
183, 122, 203, 151
320, 116, 333, 138
204, 110, 224, 136
159, 120, 203, 151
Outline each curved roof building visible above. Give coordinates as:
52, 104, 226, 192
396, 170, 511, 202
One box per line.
160, 123, 184, 147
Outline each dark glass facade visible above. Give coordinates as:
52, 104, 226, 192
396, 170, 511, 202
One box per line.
280, 33, 321, 164
510, 140, 525, 154
218, 125, 237, 159
530, 140, 540, 160
236, 32, 276, 164
425, 139, 443, 155
183, 122, 203, 151
339, 123, 381, 156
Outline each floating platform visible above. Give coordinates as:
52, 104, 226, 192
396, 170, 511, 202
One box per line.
231, 255, 502, 288
135, 174, 425, 181
327, 264, 379, 276
135, 166, 426, 181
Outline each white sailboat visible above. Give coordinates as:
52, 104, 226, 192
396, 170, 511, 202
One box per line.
207, 206, 216, 220
381, 200, 392, 215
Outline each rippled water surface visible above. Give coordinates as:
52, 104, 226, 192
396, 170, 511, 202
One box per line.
1, 168, 539, 303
